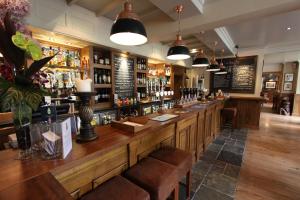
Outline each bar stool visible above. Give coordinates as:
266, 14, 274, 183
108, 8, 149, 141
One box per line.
222, 107, 238, 130
150, 147, 192, 200
124, 157, 179, 200
81, 175, 150, 200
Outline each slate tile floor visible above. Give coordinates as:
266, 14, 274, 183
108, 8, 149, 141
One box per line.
179, 127, 248, 200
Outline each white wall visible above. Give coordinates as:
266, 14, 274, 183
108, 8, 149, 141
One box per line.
26, 0, 188, 66
263, 63, 282, 72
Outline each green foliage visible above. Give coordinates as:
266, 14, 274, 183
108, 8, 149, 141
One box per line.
0, 77, 49, 112
12, 31, 42, 61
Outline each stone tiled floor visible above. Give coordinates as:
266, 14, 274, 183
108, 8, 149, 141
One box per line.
179, 128, 248, 200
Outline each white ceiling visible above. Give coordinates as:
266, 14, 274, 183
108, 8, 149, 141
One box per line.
68, 0, 300, 60
226, 9, 300, 49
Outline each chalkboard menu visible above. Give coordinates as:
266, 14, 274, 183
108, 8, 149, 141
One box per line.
211, 56, 257, 93
114, 55, 135, 98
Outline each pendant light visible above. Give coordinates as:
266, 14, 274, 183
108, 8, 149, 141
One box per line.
206, 41, 220, 72
167, 5, 190, 60
110, 1, 147, 46
215, 49, 227, 74
192, 49, 209, 67
234, 45, 239, 66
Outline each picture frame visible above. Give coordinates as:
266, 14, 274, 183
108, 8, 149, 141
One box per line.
265, 81, 276, 89
283, 82, 293, 91
284, 73, 294, 82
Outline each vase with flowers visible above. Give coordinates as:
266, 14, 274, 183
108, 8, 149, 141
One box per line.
0, 1, 55, 159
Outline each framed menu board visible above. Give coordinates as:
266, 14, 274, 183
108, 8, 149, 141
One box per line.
211, 56, 257, 93
113, 55, 135, 98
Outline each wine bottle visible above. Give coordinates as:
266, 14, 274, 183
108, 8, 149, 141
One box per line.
102, 70, 107, 84
107, 70, 111, 84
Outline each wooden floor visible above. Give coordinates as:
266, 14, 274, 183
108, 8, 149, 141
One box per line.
236, 112, 300, 200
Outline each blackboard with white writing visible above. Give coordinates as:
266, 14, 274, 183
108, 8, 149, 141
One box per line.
211, 56, 257, 93
114, 55, 135, 98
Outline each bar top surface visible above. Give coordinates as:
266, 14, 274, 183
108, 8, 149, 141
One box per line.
0, 101, 221, 192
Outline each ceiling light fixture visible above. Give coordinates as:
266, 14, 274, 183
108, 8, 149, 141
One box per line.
0, 53, 3, 58
215, 49, 227, 74
192, 49, 209, 67
234, 45, 239, 66
287, 26, 292, 31
206, 41, 220, 72
167, 5, 190, 60
110, 1, 147, 46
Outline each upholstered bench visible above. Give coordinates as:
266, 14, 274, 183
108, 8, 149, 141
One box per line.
81, 175, 150, 200
124, 157, 178, 200
150, 147, 193, 200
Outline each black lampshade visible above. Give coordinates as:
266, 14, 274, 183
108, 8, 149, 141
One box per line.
192, 57, 209, 67
110, 18, 147, 46
110, 2, 147, 46
167, 45, 190, 60
215, 68, 227, 74
206, 63, 220, 72
215, 62, 227, 74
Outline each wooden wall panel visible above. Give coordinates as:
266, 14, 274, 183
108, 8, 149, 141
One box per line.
196, 111, 205, 160
204, 105, 214, 150
54, 145, 128, 198
175, 114, 198, 162
129, 124, 176, 167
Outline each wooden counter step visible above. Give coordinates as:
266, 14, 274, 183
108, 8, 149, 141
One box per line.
0, 173, 73, 200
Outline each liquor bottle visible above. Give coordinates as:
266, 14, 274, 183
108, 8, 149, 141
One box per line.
66, 50, 71, 67
137, 59, 140, 70
94, 54, 98, 64
74, 51, 80, 68
94, 70, 98, 84
98, 70, 103, 84
107, 70, 111, 84
102, 70, 107, 84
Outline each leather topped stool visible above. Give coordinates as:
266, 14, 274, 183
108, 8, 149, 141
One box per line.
81, 175, 150, 200
150, 147, 192, 200
222, 107, 238, 130
124, 157, 178, 200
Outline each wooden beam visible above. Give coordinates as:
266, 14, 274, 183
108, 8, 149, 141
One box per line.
66, 0, 80, 6
96, 0, 123, 17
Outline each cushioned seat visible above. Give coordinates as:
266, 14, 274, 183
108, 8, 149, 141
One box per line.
81, 175, 150, 200
124, 157, 178, 200
150, 147, 192, 200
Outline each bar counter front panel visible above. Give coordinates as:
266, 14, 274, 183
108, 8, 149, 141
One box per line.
0, 101, 224, 199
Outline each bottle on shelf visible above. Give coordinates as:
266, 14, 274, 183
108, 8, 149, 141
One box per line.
107, 70, 111, 84
98, 70, 103, 84
94, 69, 98, 84
102, 69, 107, 84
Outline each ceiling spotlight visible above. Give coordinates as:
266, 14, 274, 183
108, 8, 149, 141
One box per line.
110, 1, 147, 46
287, 27, 292, 31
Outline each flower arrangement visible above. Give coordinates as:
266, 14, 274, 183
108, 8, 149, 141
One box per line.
0, 0, 55, 112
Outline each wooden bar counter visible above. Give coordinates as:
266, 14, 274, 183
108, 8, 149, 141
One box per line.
225, 96, 264, 129
0, 100, 224, 199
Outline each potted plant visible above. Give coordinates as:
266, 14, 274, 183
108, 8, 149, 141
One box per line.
0, 1, 55, 159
